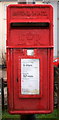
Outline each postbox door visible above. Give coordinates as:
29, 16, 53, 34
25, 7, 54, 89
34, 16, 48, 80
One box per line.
8, 48, 53, 113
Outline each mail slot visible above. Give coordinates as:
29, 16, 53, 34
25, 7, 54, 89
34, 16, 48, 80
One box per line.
11, 22, 50, 27
7, 4, 54, 114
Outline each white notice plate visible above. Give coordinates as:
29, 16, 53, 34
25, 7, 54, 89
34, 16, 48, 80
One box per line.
21, 59, 40, 95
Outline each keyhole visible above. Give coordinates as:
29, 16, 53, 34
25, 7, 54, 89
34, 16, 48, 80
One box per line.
17, 78, 18, 82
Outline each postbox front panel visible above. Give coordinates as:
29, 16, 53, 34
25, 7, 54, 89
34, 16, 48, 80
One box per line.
7, 4, 53, 114
9, 27, 50, 47
7, 4, 53, 48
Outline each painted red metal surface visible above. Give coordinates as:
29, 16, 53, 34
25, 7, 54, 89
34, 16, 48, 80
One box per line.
7, 4, 54, 114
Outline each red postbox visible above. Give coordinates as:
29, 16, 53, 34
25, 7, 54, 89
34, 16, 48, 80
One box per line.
7, 4, 54, 114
